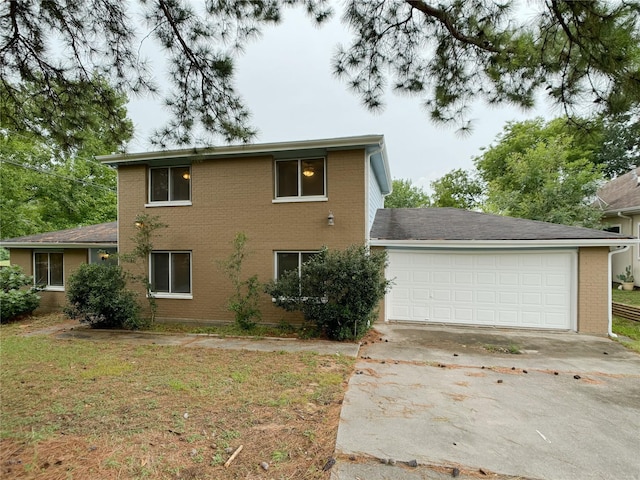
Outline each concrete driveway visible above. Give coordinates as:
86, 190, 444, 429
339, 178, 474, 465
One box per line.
333, 324, 640, 480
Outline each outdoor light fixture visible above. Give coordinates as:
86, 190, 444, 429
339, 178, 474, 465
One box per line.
134, 220, 144, 228
327, 211, 334, 226
182, 171, 191, 180
98, 252, 110, 261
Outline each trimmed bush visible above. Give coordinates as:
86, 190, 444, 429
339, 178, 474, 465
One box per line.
65, 263, 143, 329
0, 265, 41, 322
265, 245, 391, 341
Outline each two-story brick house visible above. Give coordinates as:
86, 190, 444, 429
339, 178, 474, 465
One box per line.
98, 134, 391, 325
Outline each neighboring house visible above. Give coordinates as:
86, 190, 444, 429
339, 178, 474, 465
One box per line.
370, 208, 634, 335
597, 167, 640, 286
3, 134, 636, 336
1, 222, 117, 312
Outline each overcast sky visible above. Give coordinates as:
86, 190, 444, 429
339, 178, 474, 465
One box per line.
127, 5, 556, 192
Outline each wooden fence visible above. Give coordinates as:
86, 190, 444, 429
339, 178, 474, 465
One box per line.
612, 302, 640, 322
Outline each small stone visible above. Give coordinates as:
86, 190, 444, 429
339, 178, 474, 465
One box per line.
497, 379, 503, 384
225, 447, 233, 454
479, 468, 488, 475
385, 339, 389, 342
453, 442, 457, 446
405, 459, 418, 468
511, 367, 515, 370
379, 338, 383, 341
453, 353, 458, 357
183, 412, 189, 419
452, 467, 460, 477
380, 458, 388, 464
573, 375, 581, 380
260, 461, 269, 471
190, 448, 197, 457
322, 458, 336, 471
388, 458, 396, 466
554, 371, 559, 375
88, 445, 97, 451
603, 352, 608, 355
349, 455, 356, 461
481, 366, 485, 369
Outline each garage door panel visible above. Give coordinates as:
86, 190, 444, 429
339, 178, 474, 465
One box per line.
387, 250, 573, 330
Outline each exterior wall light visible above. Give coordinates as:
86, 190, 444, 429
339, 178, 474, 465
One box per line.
134, 221, 144, 228
328, 211, 334, 226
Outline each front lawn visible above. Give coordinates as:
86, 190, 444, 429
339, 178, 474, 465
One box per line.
611, 289, 640, 353
0, 313, 353, 479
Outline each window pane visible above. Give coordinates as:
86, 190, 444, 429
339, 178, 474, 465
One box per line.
34, 253, 48, 285
276, 161, 298, 197
150, 168, 169, 202
171, 167, 191, 201
49, 253, 64, 286
151, 253, 170, 292
301, 159, 324, 196
171, 253, 191, 293
277, 252, 300, 279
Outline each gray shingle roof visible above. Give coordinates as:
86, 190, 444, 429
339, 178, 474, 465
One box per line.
2, 222, 117, 245
370, 208, 632, 241
597, 167, 640, 212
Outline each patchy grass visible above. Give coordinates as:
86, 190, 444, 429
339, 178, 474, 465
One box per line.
483, 344, 521, 355
0, 314, 354, 479
612, 288, 640, 306
612, 316, 640, 354
147, 321, 300, 338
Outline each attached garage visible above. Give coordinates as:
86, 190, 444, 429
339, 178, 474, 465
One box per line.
387, 249, 575, 330
371, 208, 636, 335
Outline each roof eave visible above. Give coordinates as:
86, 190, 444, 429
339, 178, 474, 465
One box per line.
602, 205, 640, 216
1, 242, 117, 249
369, 238, 638, 248
99, 134, 386, 166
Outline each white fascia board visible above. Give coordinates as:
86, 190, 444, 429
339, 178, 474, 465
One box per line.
99, 134, 385, 165
369, 239, 639, 249
0, 243, 116, 249
602, 206, 640, 216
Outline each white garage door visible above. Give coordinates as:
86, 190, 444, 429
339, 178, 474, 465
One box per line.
387, 250, 575, 330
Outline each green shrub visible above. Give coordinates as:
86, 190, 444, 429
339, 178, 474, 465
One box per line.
65, 263, 144, 329
265, 245, 391, 341
0, 265, 41, 322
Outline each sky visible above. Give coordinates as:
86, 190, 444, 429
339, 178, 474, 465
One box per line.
127, 5, 556, 192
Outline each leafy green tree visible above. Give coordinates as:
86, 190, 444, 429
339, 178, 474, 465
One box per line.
591, 108, 640, 178
482, 136, 603, 227
2, 1, 639, 145
0, 81, 132, 240
385, 179, 430, 208
430, 169, 483, 209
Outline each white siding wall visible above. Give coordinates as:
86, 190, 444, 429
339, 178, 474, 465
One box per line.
368, 161, 384, 235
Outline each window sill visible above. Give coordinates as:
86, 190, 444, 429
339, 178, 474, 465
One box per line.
145, 201, 192, 208
272, 196, 328, 204
41, 286, 65, 292
150, 292, 193, 300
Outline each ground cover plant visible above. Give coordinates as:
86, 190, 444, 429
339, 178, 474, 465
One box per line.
0, 313, 353, 479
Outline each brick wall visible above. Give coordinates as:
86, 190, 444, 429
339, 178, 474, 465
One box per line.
8, 248, 88, 313
117, 149, 369, 325
577, 246, 609, 335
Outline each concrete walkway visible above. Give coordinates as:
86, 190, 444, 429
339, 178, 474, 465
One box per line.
333, 324, 640, 480
48, 323, 361, 357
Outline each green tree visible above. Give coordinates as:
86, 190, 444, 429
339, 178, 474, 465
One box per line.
482, 136, 604, 227
2, 1, 639, 145
430, 169, 483, 209
385, 179, 430, 208
0, 81, 132, 240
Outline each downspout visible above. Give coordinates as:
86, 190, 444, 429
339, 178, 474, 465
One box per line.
608, 245, 630, 338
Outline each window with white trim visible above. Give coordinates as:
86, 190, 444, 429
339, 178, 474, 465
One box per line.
151, 251, 192, 296
34, 252, 64, 289
148, 166, 191, 205
275, 158, 326, 200
275, 251, 319, 280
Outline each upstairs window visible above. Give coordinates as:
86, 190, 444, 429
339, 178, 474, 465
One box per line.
34, 252, 64, 289
151, 251, 192, 297
275, 158, 325, 200
149, 166, 191, 205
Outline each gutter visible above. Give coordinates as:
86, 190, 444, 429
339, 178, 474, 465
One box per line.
370, 239, 638, 249
0, 242, 116, 249
609, 245, 631, 338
